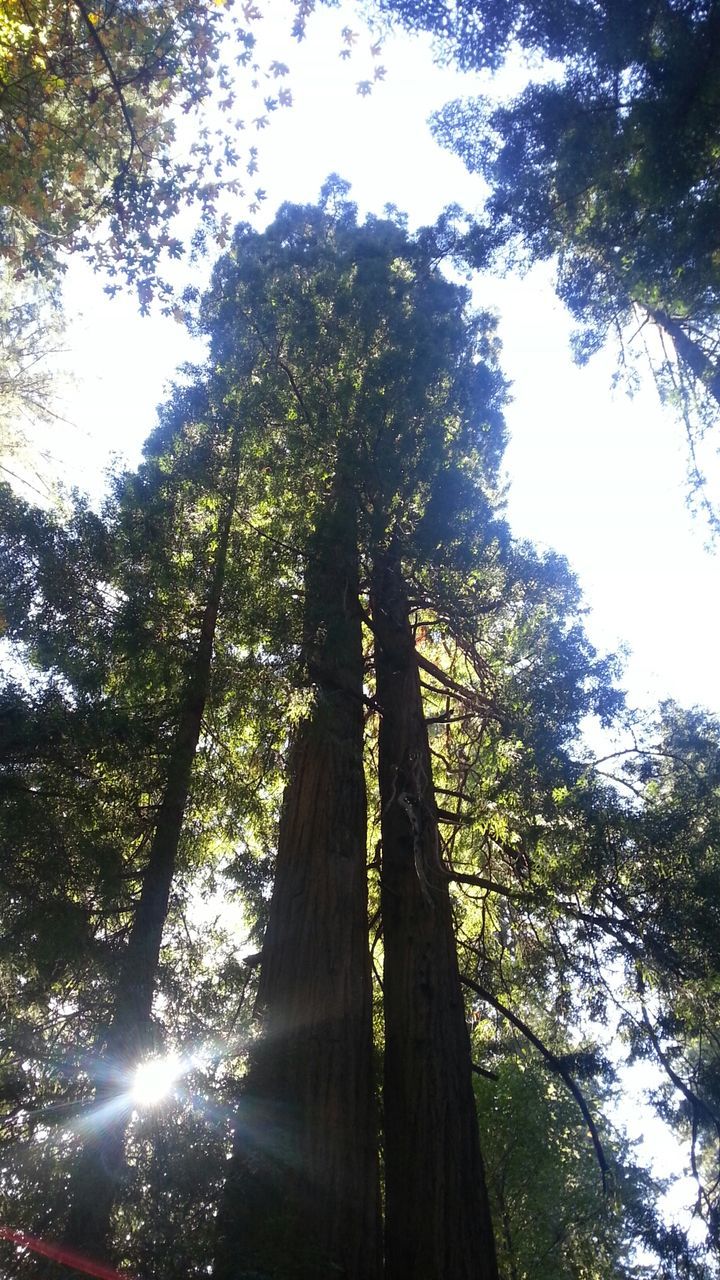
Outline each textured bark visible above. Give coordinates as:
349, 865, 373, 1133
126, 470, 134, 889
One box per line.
61, 435, 242, 1262
372, 550, 499, 1280
214, 484, 380, 1280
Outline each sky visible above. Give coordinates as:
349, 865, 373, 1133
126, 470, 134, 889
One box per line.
42, 0, 719, 721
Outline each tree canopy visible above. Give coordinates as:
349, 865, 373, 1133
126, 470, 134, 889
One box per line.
372, 0, 720, 514
0, 191, 718, 1279
0, 0, 315, 304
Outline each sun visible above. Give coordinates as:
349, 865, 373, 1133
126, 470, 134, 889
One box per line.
131, 1053, 182, 1107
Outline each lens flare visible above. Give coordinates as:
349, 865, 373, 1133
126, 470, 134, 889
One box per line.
131, 1053, 182, 1107
0, 1227, 134, 1279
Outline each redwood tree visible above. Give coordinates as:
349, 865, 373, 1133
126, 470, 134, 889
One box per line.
204, 187, 506, 1279
214, 470, 380, 1280
372, 546, 499, 1280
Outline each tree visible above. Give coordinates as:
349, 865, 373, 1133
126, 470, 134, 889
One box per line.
2, 189, 719, 1279
214, 472, 382, 1280
372, 549, 499, 1280
60, 406, 245, 1259
203, 193, 720, 1276
371, 0, 720, 512
196, 185, 512, 1274
0, 0, 303, 304
0, 266, 65, 479
0, 370, 288, 1267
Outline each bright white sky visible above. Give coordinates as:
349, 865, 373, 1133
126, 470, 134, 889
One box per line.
45, 0, 718, 719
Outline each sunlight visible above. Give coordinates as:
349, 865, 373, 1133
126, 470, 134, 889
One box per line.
131, 1054, 183, 1108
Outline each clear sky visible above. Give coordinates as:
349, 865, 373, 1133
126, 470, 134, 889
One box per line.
45, 0, 718, 726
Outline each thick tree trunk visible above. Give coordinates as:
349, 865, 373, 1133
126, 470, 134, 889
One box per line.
647, 305, 720, 407
61, 434, 242, 1262
213, 482, 380, 1280
372, 550, 499, 1280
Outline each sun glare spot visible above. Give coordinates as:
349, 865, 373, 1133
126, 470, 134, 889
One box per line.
131, 1054, 182, 1107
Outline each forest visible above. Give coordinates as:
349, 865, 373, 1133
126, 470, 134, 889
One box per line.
1, 2, 720, 1279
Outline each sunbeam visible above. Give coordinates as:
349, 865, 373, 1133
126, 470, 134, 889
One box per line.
132, 1053, 183, 1107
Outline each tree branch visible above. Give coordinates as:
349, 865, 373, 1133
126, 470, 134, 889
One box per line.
72, 0, 143, 172
461, 973, 610, 1187
472, 1061, 499, 1082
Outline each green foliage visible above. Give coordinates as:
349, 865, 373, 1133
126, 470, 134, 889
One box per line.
0, 0, 308, 303
0, 363, 290, 1260
0, 265, 65, 472
477, 1058, 642, 1280
373, 0, 720, 513
1, 191, 719, 1276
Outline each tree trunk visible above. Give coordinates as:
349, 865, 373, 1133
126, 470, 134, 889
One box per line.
213, 480, 380, 1280
61, 431, 242, 1262
647, 305, 720, 407
372, 549, 499, 1280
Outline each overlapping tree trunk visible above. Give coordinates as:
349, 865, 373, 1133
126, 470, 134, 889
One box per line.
214, 478, 380, 1280
372, 548, 498, 1280
60, 430, 243, 1263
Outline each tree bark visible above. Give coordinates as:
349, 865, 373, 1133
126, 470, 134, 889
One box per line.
372, 549, 499, 1280
213, 480, 380, 1280
60, 429, 242, 1262
646, 305, 720, 407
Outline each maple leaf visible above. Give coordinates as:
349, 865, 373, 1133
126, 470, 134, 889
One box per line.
269, 60, 289, 77
341, 26, 358, 44
253, 114, 268, 129
278, 87, 292, 107
242, 2, 262, 20
356, 80, 372, 96
370, 39, 383, 57
374, 66, 386, 81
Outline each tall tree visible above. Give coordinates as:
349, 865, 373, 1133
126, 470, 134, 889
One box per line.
0, 376, 283, 1265
372, 546, 498, 1280
370, 0, 720, 506
203, 185, 507, 1279
0, 404, 287, 1274
214, 469, 381, 1280
60, 403, 245, 1260
4, 188, 720, 1279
